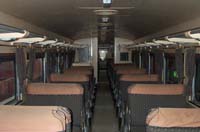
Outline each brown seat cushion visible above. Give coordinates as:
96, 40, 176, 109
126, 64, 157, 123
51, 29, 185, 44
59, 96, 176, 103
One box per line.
0, 105, 71, 131
116, 68, 146, 74
50, 73, 89, 82
113, 64, 135, 70
128, 84, 184, 95
64, 69, 92, 76
27, 83, 83, 95
146, 108, 200, 128
120, 74, 159, 82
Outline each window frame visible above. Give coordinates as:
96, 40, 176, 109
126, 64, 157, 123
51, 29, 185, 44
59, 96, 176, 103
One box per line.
120, 52, 129, 61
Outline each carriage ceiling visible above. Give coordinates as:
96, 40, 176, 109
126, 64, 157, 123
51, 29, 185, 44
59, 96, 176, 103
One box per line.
0, 0, 199, 41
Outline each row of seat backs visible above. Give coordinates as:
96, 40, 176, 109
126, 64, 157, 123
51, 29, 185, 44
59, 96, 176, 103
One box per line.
25, 83, 84, 127
110, 64, 148, 88
0, 105, 71, 132
50, 67, 92, 98
127, 84, 187, 127
24, 66, 94, 131
51, 65, 94, 83
110, 61, 200, 131
111, 64, 192, 131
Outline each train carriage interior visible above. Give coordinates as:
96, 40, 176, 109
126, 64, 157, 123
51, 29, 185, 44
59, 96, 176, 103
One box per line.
1, 0, 200, 132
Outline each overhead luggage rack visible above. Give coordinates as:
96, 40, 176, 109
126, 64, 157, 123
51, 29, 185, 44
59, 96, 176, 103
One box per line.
165, 36, 200, 44
50, 41, 66, 47
36, 39, 58, 47
152, 39, 179, 48
0, 30, 29, 41
127, 42, 160, 49
153, 40, 176, 45
0, 24, 88, 49
128, 28, 200, 49
185, 31, 200, 40
0, 24, 70, 48
11, 36, 47, 45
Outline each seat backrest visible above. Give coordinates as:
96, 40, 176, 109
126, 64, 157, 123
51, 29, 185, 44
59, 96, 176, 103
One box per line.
120, 74, 159, 82
119, 74, 160, 102
64, 69, 92, 76
71, 66, 93, 70
50, 73, 89, 83
146, 108, 200, 132
128, 84, 184, 95
49, 74, 90, 102
25, 83, 84, 127
127, 84, 187, 126
27, 83, 84, 95
113, 63, 134, 70
0, 105, 71, 132
116, 68, 146, 75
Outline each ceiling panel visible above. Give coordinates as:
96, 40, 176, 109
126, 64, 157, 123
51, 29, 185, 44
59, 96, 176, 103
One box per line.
0, 0, 199, 40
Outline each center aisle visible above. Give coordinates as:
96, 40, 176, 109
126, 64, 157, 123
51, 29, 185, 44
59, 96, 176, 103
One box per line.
92, 70, 118, 132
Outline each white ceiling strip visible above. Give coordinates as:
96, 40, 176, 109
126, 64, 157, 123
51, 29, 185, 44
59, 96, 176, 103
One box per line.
166, 36, 200, 44
153, 40, 176, 45
0, 30, 29, 41
11, 36, 46, 45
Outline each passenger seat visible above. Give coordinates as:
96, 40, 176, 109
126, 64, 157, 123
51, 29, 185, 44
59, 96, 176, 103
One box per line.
0, 105, 71, 132
146, 108, 200, 132
50, 73, 93, 120
24, 83, 86, 132
125, 84, 188, 132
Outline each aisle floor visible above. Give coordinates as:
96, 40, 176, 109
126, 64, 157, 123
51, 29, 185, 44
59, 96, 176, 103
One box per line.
92, 72, 119, 132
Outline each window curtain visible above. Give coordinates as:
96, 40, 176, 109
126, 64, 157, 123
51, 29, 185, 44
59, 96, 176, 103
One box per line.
64, 51, 69, 70
59, 51, 65, 73
154, 50, 164, 81
15, 48, 26, 100
141, 51, 148, 71
44, 50, 49, 82
46, 50, 56, 81
26, 48, 35, 82
48, 51, 57, 73
185, 48, 196, 96
175, 49, 184, 83
132, 50, 139, 68
68, 49, 76, 68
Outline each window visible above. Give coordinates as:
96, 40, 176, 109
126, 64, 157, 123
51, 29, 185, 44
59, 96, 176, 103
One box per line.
0, 54, 16, 103
103, 0, 112, 4
165, 54, 178, 84
194, 57, 200, 102
120, 52, 129, 61
75, 48, 91, 63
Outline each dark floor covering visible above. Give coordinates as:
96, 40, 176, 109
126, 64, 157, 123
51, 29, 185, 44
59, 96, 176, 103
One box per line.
91, 70, 118, 132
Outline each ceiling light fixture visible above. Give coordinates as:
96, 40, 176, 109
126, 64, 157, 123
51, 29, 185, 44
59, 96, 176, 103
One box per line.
103, 0, 112, 4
